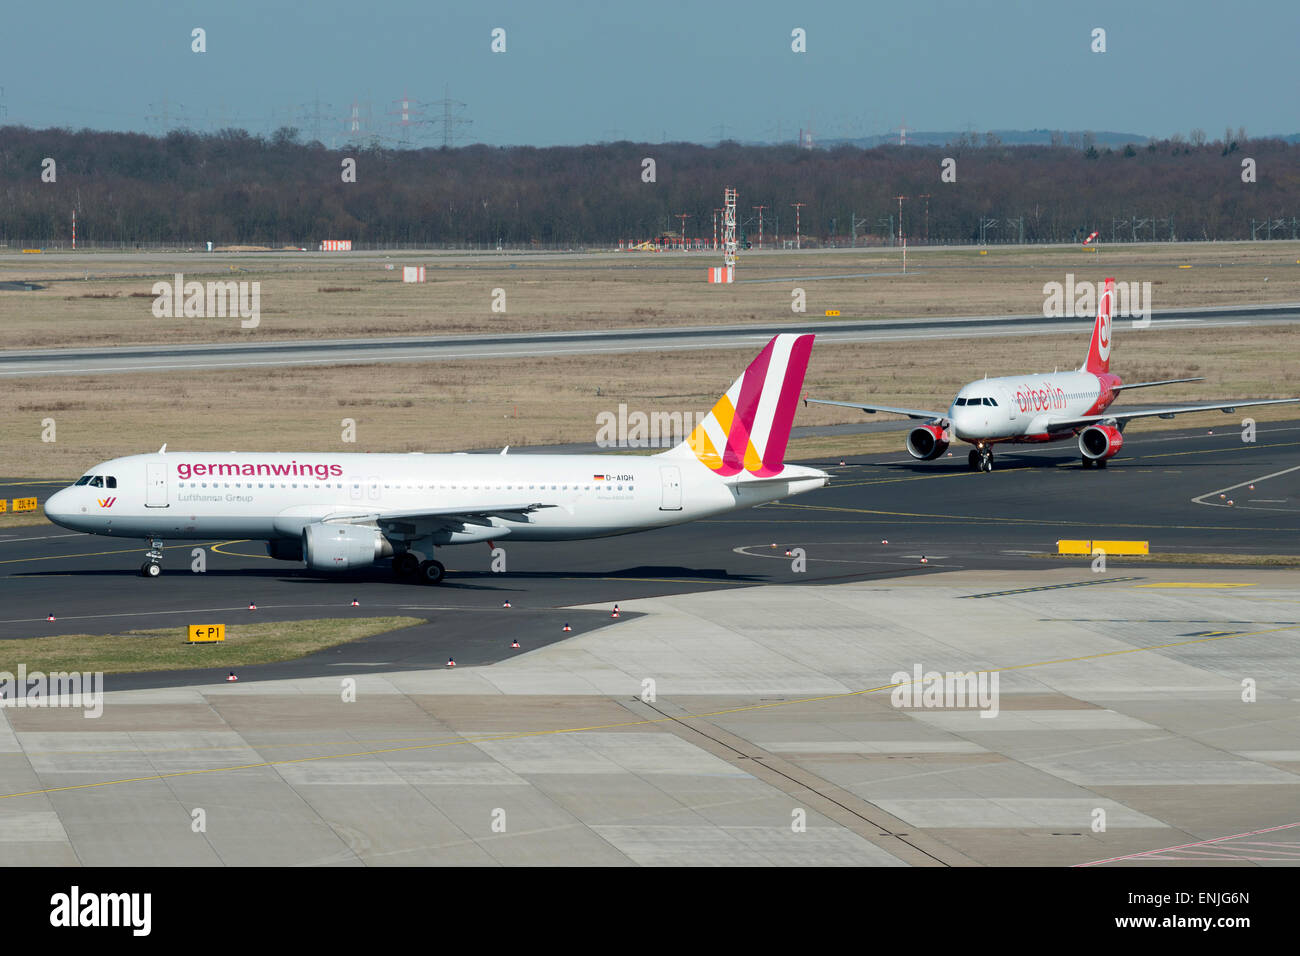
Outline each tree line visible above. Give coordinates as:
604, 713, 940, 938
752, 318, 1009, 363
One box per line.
0, 125, 1295, 246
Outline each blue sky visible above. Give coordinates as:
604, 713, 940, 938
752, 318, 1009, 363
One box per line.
3, 0, 1296, 145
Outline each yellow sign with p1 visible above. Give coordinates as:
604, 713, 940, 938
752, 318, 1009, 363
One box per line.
187, 624, 226, 643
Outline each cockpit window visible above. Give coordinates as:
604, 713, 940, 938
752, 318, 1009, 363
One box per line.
954, 397, 967, 406
75, 475, 92, 486
88, 476, 104, 487
106, 476, 117, 488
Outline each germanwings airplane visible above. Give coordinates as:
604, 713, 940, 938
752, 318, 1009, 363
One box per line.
808, 278, 1300, 471
45, 334, 827, 583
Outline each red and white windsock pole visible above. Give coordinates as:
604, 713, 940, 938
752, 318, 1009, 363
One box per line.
1083, 230, 1099, 247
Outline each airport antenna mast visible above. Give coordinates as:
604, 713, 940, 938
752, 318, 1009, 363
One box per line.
790, 202, 806, 249
752, 205, 766, 250
723, 188, 739, 271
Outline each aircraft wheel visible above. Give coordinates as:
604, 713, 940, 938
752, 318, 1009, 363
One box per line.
1097, 458, 1108, 469
1081, 457, 1094, 469
393, 553, 420, 577
141, 562, 161, 578
418, 560, 446, 585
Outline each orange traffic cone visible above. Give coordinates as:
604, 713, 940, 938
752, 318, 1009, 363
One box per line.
248, 601, 257, 610
511, 639, 520, 648
350, 599, 359, 607
46, 613, 56, 622
562, 623, 572, 632
502, 601, 511, 608
611, 605, 620, 618
920, 555, 929, 564
881, 539, 888, 545
226, 672, 238, 682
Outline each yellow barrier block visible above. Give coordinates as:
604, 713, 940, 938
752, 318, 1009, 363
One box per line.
11, 497, 37, 513
1178, 264, 1192, 269
1057, 539, 1092, 555
21, 249, 43, 254
0, 500, 7, 513
187, 624, 226, 643
979, 250, 988, 255
824, 309, 840, 316
1091, 540, 1149, 555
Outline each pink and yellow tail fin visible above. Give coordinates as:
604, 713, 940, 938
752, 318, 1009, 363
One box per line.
662, 333, 814, 477
1082, 277, 1114, 374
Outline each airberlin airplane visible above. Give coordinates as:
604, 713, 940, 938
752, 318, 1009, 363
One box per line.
45, 335, 827, 583
807, 278, 1300, 472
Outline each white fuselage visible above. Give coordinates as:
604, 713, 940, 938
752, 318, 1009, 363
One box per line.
44, 451, 828, 545
947, 370, 1112, 443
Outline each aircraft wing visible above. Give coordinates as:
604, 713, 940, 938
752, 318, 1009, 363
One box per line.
324, 502, 557, 530
1046, 397, 1300, 431
804, 397, 946, 421
1111, 377, 1205, 392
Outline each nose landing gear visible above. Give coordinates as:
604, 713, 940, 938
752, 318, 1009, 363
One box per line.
968, 446, 994, 472
140, 537, 164, 577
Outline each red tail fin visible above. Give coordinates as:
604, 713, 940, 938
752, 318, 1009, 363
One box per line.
1082, 277, 1114, 374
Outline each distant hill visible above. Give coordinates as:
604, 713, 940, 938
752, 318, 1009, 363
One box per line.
781, 129, 1151, 148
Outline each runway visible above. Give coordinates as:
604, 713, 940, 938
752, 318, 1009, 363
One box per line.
1, 304, 1298, 377
2, 419, 1297, 690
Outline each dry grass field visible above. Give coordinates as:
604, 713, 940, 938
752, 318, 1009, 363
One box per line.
2, 242, 1299, 350
1, 322, 1296, 480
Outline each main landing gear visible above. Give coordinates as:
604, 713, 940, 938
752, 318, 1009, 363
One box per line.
140, 537, 163, 577
968, 447, 994, 473
1081, 456, 1108, 469
392, 551, 445, 585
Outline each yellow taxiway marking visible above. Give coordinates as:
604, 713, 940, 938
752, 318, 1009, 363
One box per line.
1, 622, 1294, 802
0, 541, 226, 566
1133, 583, 1255, 589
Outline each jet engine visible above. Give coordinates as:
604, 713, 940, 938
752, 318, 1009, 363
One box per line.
1078, 424, 1124, 462
906, 424, 950, 461
301, 523, 393, 571
266, 538, 304, 562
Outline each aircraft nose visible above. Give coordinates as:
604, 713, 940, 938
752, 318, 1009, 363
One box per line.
43, 488, 77, 527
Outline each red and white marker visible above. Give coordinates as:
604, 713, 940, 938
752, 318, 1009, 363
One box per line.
350, 599, 359, 607
562, 623, 572, 632
248, 602, 257, 611
226, 672, 238, 682
611, 604, 620, 618
446, 657, 456, 667
511, 639, 520, 648
46, 613, 56, 622
502, 601, 511, 608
